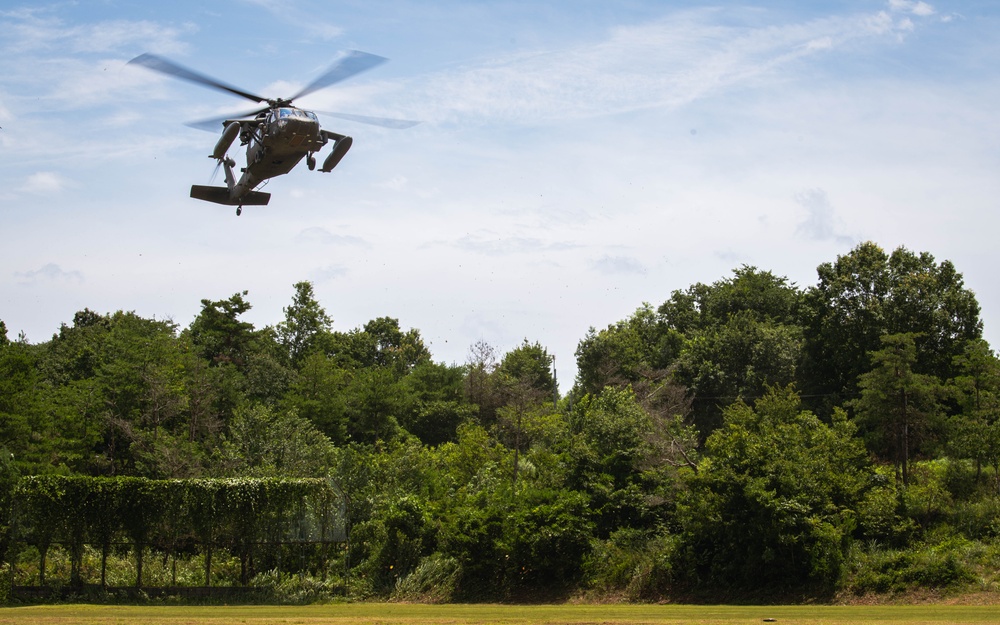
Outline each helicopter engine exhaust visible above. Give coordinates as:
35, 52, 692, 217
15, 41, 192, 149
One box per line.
212, 122, 242, 160
321, 136, 353, 172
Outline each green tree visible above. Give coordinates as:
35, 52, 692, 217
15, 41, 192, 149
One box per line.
569, 387, 659, 535
282, 351, 350, 444
0, 340, 40, 470
802, 242, 981, 411
574, 304, 677, 396
946, 339, 1000, 481
213, 403, 337, 477
659, 265, 803, 332
673, 311, 802, 434
397, 362, 475, 446
498, 339, 557, 398
325, 317, 431, 374
276, 281, 332, 367
31, 310, 186, 475
342, 367, 407, 443
675, 386, 870, 590
851, 333, 944, 486
464, 340, 504, 425
186, 291, 256, 367
951, 339, 1000, 407
438, 483, 593, 599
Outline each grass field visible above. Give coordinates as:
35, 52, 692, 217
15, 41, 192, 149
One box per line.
0, 603, 997, 625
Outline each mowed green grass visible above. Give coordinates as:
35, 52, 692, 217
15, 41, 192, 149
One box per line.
0, 603, 997, 625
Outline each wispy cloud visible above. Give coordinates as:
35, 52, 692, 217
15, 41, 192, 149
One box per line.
21, 171, 69, 194
377, 4, 940, 127
889, 0, 936, 18
795, 189, 855, 245
15, 263, 83, 285
591, 255, 647, 275
449, 234, 580, 256
310, 264, 350, 282
295, 226, 370, 248
0, 10, 195, 112
0, 11, 192, 54
237, 0, 343, 41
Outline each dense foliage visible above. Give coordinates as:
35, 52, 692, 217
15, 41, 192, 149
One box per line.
2, 244, 1000, 602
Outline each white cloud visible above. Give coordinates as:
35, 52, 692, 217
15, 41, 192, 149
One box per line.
236, 0, 342, 41
449, 234, 579, 256
889, 0, 936, 17
591, 255, 647, 275
295, 226, 370, 248
377, 5, 941, 128
794, 189, 855, 246
21, 171, 69, 194
379, 175, 409, 190
0, 12, 192, 55
15, 263, 84, 285
310, 264, 350, 282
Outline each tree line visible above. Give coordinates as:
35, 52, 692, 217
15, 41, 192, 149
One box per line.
1, 240, 998, 601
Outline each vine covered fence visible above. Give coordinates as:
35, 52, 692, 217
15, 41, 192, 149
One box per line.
5, 476, 347, 597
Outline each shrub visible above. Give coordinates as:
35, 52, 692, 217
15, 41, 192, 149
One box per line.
391, 553, 459, 603
582, 528, 675, 600
845, 538, 978, 595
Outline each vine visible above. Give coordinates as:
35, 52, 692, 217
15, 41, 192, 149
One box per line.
10, 476, 345, 588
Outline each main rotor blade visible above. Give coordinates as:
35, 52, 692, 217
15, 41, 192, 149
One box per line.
129, 53, 267, 104
316, 111, 420, 130
290, 50, 388, 102
185, 106, 270, 132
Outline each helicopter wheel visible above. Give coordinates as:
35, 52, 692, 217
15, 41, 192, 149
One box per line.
307, 154, 316, 171
236, 206, 242, 216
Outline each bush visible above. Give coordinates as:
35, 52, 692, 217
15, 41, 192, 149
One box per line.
250, 569, 342, 603
391, 553, 459, 603
950, 497, 1000, 539
582, 528, 675, 600
856, 485, 917, 545
845, 538, 978, 595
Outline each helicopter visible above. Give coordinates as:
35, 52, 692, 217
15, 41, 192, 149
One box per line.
128, 51, 417, 215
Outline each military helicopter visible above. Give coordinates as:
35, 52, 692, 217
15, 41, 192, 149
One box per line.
129, 51, 417, 215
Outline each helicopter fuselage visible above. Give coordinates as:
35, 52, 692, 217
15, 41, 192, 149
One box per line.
235, 107, 326, 192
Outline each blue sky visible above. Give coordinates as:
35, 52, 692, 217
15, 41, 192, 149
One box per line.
2, 1, 999, 384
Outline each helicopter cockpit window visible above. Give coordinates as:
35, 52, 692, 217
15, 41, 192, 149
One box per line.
274, 108, 318, 121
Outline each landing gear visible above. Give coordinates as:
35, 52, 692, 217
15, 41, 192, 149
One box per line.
236, 206, 242, 216
306, 153, 316, 171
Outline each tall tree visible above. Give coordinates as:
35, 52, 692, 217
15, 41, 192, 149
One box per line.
946, 339, 1000, 481
659, 265, 803, 333
673, 311, 803, 434
323, 317, 431, 375
185, 291, 256, 368
575, 267, 803, 434
282, 351, 350, 444
276, 281, 332, 368
0, 339, 40, 472
464, 340, 504, 425
398, 362, 474, 446
498, 340, 557, 399
574, 304, 678, 396
851, 333, 944, 485
802, 242, 981, 411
